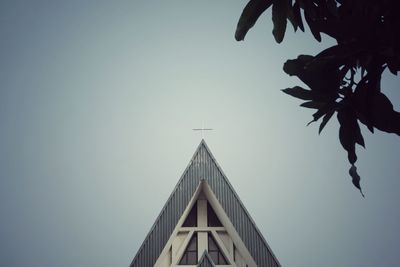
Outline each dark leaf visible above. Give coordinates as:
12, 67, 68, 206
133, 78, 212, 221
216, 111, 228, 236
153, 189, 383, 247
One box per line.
283, 55, 341, 95
300, 101, 325, 109
339, 130, 357, 164
306, 109, 326, 126
283, 55, 322, 90
354, 84, 400, 135
304, 57, 341, 87
371, 91, 400, 135
272, 0, 288, 43
281, 86, 314, 100
292, 1, 305, 31
235, 0, 273, 41
337, 107, 363, 164
319, 110, 335, 134
312, 107, 328, 121
304, 10, 321, 42
307, 102, 337, 126
283, 55, 313, 76
355, 125, 365, 148
349, 165, 365, 197
234, 0, 400, 196
286, 2, 298, 31
353, 81, 375, 133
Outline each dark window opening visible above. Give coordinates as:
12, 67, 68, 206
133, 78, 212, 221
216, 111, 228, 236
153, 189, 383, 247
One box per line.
179, 233, 198, 265
183, 204, 197, 227
207, 202, 222, 227
208, 233, 228, 265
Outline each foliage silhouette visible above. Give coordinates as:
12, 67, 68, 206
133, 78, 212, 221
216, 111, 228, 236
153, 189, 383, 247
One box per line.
235, 0, 400, 197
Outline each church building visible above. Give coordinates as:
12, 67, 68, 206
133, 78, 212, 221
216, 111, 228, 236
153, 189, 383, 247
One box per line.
130, 140, 281, 267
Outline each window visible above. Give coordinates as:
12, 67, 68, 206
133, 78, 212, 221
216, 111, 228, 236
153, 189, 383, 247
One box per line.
208, 233, 228, 265
207, 202, 222, 227
179, 233, 198, 265
183, 204, 197, 227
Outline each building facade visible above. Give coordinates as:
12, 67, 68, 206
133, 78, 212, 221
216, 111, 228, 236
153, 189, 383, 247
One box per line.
130, 140, 281, 267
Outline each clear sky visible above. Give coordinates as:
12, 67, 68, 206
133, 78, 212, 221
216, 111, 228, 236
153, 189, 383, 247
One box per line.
1, 1, 400, 267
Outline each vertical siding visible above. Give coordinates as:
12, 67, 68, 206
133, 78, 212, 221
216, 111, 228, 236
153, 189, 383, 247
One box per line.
130, 141, 281, 267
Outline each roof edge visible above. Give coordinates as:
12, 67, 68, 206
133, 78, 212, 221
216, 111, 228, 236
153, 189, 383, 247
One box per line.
200, 140, 282, 267
130, 140, 206, 266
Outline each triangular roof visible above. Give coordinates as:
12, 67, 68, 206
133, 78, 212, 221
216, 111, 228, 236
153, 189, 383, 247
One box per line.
130, 140, 281, 267
197, 251, 216, 267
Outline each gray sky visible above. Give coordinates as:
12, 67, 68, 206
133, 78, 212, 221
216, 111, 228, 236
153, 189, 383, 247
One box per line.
1, 1, 400, 267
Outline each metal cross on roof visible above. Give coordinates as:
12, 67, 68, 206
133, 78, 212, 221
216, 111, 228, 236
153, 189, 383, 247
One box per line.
192, 124, 213, 139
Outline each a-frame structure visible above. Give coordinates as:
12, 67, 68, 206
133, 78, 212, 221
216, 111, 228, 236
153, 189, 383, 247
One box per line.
130, 140, 281, 267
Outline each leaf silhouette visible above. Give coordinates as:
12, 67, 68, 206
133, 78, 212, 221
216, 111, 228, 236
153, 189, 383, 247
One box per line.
283, 55, 341, 94
272, 0, 288, 43
349, 165, 365, 197
337, 107, 363, 165
300, 101, 325, 109
236, 0, 400, 196
304, 9, 321, 42
354, 85, 400, 135
319, 110, 335, 134
286, 2, 298, 32
370, 92, 400, 135
292, 1, 304, 32
235, 0, 273, 41
282, 86, 314, 100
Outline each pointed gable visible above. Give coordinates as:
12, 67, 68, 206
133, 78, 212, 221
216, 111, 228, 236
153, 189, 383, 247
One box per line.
130, 140, 281, 267
197, 251, 216, 267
